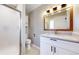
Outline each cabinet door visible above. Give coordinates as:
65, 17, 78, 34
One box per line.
51, 38, 79, 54
40, 37, 52, 55
53, 46, 76, 55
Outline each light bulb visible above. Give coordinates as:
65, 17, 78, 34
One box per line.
57, 5, 61, 10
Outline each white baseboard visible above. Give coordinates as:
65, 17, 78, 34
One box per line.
32, 44, 40, 50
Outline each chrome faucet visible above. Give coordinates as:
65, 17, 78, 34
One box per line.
54, 31, 58, 34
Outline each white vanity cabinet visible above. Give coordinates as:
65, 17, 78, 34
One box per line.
40, 36, 52, 55
40, 36, 79, 55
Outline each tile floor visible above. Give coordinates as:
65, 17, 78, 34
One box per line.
24, 45, 40, 55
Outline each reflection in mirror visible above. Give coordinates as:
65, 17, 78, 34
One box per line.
45, 11, 70, 29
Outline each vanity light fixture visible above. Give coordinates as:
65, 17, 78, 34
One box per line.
46, 10, 50, 13
53, 7, 57, 11
45, 4, 71, 16
61, 4, 67, 8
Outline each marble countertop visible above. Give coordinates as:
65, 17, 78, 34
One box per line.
41, 33, 79, 43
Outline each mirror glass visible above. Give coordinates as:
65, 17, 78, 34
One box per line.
44, 7, 73, 31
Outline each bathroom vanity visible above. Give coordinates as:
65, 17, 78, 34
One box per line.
40, 5, 76, 55
40, 33, 79, 55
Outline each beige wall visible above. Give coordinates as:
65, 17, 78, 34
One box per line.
29, 4, 57, 47
29, 4, 79, 47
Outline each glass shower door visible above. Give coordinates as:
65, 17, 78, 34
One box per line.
0, 5, 20, 55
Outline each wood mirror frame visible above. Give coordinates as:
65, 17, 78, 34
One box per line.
44, 6, 73, 31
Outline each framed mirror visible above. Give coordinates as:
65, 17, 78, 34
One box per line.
44, 6, 73, 31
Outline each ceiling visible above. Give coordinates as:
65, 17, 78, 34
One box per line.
25, 4, 42, 14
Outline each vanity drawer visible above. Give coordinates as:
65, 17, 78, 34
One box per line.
50, 38, 79, 54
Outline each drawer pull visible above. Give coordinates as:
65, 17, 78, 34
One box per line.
54, 47, 56, 53
51, 46, 53, 52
